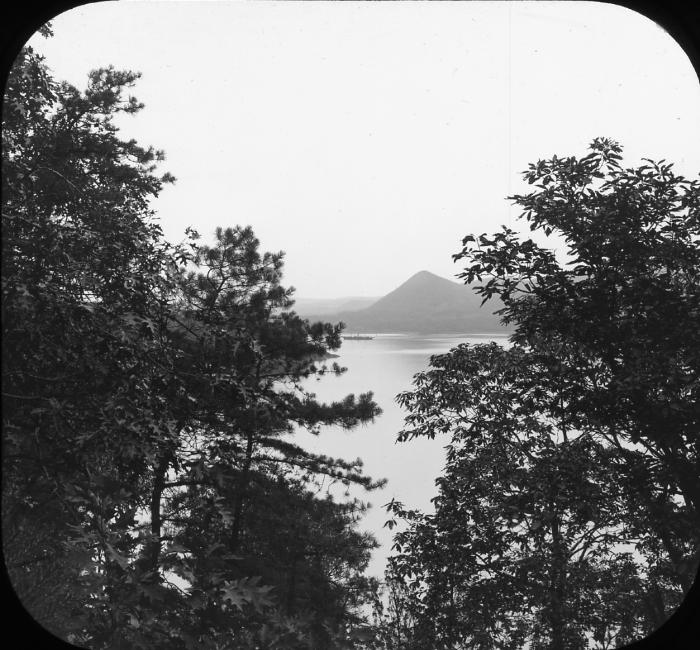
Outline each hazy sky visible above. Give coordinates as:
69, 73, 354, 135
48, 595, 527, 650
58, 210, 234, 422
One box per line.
26, 0, 700, 298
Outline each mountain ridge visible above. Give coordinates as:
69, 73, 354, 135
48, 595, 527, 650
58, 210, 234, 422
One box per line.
297, 270, 508, 334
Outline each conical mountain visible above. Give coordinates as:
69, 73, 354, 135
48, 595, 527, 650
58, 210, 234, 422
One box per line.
327, 270, 507, 334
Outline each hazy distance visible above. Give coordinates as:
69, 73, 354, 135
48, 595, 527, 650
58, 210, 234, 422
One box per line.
26, 2, 700, 299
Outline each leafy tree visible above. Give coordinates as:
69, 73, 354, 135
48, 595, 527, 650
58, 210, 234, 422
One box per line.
455, 138, 699, 527
453, 138, 700, 591
172, 468, 380, 648
385, 140, 699, 648
366, 566, 418, 650
3, 33, 384, 649
133, 224, 385, 648
387, 344, 661, 649
3, 32, 179, 642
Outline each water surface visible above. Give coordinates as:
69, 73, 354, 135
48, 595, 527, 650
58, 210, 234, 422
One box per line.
297, 332, 510, 577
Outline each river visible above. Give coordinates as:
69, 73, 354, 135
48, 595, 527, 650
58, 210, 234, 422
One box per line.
295, 332, 510, 578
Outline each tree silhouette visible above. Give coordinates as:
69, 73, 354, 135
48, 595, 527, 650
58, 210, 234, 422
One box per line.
3, 33, 384, 648
385, 140, 699, 648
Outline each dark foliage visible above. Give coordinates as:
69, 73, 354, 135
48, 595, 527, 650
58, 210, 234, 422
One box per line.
2, 35, 384, 648
383, 139, 700, 649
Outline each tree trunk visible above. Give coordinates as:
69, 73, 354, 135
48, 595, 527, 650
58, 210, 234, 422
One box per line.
145, 456, 169, 576
643, 584, 667, 630
548, 491, 567, 649
230, 428, 254, 552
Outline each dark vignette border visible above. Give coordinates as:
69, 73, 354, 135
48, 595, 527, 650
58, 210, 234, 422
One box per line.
1, 0, 698, 648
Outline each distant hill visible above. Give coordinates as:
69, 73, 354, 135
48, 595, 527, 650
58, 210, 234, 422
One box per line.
302, 270, 508, 334
293, 296, 379, 317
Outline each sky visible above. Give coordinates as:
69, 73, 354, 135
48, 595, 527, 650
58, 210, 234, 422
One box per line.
25, 0, 700, 299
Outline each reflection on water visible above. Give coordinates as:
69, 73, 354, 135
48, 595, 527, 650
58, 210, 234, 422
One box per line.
297, 332, 509, 577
